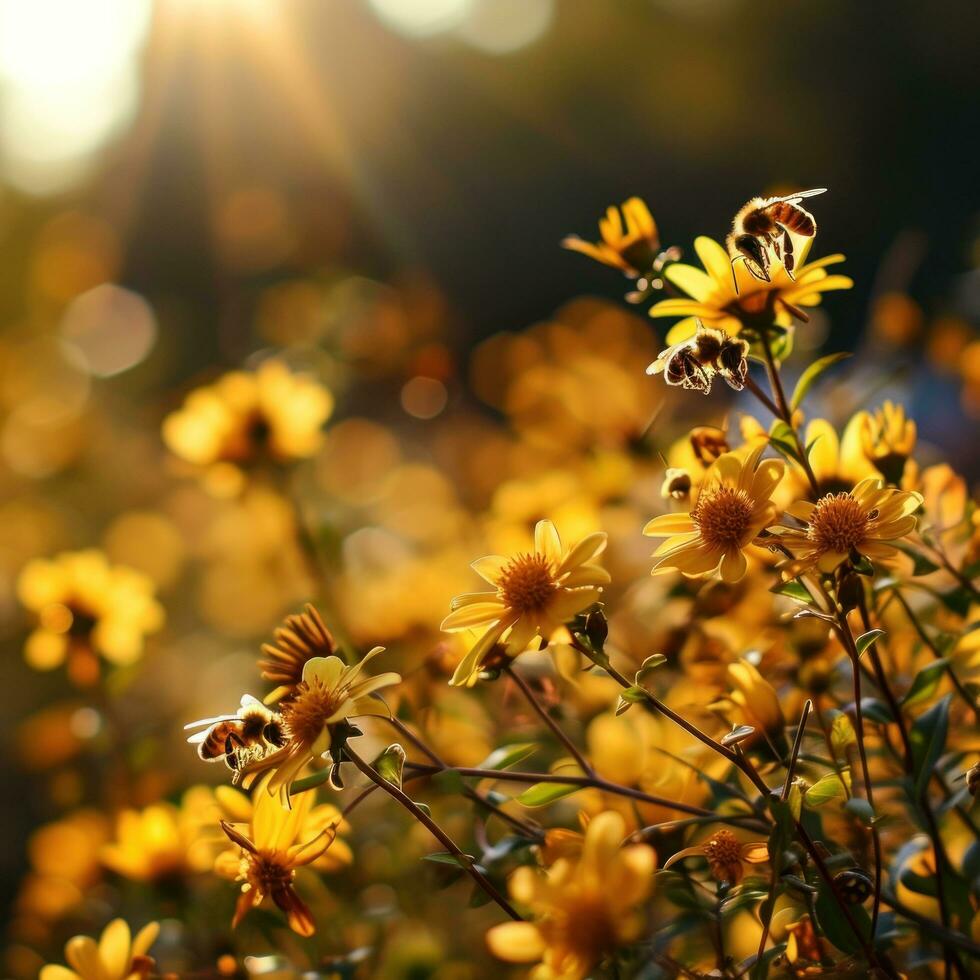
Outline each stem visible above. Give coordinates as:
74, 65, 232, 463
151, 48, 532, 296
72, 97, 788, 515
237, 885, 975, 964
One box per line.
346, 745, 522, 920
505, 664, 595, 777
743, 374, 782, 418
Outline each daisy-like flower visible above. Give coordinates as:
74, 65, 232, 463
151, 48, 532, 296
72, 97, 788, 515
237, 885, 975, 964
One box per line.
216, 778, 345, 937
644, 445, 784, 584
442, 520, 609, 687
40, 918, 158, 980
486, 811, 655, 980
776, 478, 923, 578
16, 550, 164, 683
562, 198, 660, 277
259, 604, 339, 703
664, 828, 768, 886
241, 648, 401, 798
162, 359, 332, 489
649, 235, 852, 345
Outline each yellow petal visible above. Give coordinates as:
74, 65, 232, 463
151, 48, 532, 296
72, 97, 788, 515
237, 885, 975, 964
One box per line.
485, 922, 546, 964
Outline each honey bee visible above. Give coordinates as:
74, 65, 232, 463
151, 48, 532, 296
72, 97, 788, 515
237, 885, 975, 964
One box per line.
647, 322, 748, 394
185, 695, 286, 771
727, 188, 826, 288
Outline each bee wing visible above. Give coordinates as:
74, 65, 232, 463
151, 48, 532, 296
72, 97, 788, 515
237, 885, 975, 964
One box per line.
186, 729, 214, 744
779, 187, 827, 204
645, 345, 677, 376
183, 713, 237, 731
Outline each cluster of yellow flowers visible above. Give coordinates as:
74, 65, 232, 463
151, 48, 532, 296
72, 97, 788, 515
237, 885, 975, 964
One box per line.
17, 189, 980, 980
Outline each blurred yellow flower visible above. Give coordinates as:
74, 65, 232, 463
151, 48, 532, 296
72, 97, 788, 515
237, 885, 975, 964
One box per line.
243, 648, 400, 798
562, 198, 659, 277
798, 415, 876, 495
644, 446, 783, 584
442, 519, 609, 686
16, 549, 164, 681
485, 810, 654, 980
860, 400, 916, 483
711, 661, 785, 747
778, 479, 922, 578
40, 919, 158, 980
101, 787, 219, 882
216, 779, 345, 936
650, 236, 851, 344
664, 828, 768, 885
162, 359, 332, 479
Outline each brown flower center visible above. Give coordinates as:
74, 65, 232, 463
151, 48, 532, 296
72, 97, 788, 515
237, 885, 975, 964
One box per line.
703, 829, 742, 884
499, 554, 557, 614
807, 493, 870, 555
692, 487, 754, 550
245, 853, 295, 896
281, 679, 344, 747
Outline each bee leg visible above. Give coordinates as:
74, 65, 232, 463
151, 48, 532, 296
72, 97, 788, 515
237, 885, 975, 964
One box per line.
780, 227, 796, 279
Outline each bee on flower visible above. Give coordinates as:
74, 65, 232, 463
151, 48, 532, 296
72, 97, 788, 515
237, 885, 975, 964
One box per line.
644, 445, 784, 584
215, 778, 347, 936
649, 234, 852, 346
776, 478, 923, 578
40, 919, 158, 980
239, 646, 401, 798
16, 549, 164, 683
647, 320, 749, 394
442, 520, 609, 686
162, 359, 333, 493
485, 811, 655, 980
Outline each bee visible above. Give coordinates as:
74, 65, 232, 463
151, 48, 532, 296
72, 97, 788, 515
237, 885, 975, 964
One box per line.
184, 695, 286, 771
727, 188, 826, 288
647, 322, 748, 394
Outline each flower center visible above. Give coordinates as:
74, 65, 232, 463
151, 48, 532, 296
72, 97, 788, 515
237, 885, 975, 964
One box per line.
692, 487, 754, 550
807, 493, 870, 555
281, 678, 345, 747
703, 829, 742, 883
499, 554, 557, 615
245, 853, 295, 896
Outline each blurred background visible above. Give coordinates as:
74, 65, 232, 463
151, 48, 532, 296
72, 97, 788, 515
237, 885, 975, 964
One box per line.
1, 0, 979, 971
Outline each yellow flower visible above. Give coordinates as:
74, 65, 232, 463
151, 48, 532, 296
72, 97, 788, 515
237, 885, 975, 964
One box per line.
162, 359, 332, 482
101, 787, 219, 882
650, 235, 852, 344
216, 779, 344, 937
860, 400, 916, 482
664, 828, 769, 886
644, 446, 784, 584
441, 520, 609, 687
486, 811, 655, 980
562, 198, 659, 277
711, 661, 785, 747
40, 918, 158, 980
777, 478, 923, 578
242, 648, 401, 799
16, 549, 164, 681
799, 414, 877, 495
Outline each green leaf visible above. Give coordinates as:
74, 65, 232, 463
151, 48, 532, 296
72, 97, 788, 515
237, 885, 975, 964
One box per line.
855, 629, 885, 658
768, 420, 804, 465
892, 542, 940, 577
902, 659, 950, 708
769, 328, 794, 363
909, 695, 951, 798
815, 880, 870, 955
858, 698, 893, 725
790, 352, 851, 411
635, 654, 667, 686
829, 713, 856, 758
477, 743, 539, 772
372, 743, 406, 789
805, 772, 851, 807
771, 579, 811, 604
421, 851, 476, 868
515, 781, 579, 807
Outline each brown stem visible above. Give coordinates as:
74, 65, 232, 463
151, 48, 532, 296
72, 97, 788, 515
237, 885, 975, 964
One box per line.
346, 745, 522, 920
504, 664, 595, 777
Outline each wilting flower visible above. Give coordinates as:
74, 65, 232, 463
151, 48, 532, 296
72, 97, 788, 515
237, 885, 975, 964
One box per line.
442, 520, 609, 687
644, 446, 783, 583
242, 648, 400, 798
486, 811, 655, 980
162, 359, 333, 477
647, 321, 749, 393
860, 400, 916, 483
776, 478, 922, 578
16, 550, 164, 681
259, 603, 339, 703
650, 236, 851, 344
216, 779, 345, 936
562, 198, 660, 277
664, 828, 768, 885
40, 918, 158, 980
